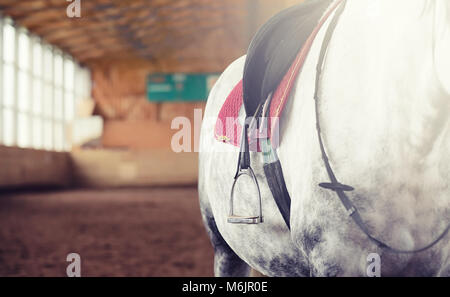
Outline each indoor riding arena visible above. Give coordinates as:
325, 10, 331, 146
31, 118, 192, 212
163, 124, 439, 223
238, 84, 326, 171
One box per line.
0, 0, 299, 277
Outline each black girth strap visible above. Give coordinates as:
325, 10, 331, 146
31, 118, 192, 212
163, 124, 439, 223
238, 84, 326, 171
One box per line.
264, 159, 291, 229
260, 97, 291, 229
314, 0, 450, 253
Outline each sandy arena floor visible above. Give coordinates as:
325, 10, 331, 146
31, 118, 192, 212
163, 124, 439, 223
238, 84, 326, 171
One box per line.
0, 187, 214, 277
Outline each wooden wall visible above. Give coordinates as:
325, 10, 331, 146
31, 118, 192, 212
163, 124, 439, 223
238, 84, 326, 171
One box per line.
71, 149, 198, 188
0, 145, 198, 189
0, 146, 71, 189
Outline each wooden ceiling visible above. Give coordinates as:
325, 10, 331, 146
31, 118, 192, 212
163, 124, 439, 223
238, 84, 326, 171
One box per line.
0, 0, 252, 68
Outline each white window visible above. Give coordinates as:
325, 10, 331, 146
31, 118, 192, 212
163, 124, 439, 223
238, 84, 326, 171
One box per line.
3, 22, 15, 63
2, 63, 15, 107
0, 16, 91, 151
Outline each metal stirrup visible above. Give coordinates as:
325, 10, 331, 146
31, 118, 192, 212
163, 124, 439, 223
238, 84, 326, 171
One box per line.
228, 166, 263, 224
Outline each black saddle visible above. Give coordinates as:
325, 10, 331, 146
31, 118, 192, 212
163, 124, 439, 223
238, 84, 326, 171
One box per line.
243, 0, 333, 118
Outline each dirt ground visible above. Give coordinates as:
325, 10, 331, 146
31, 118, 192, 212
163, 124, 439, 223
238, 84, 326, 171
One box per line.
0, 187, 214, 277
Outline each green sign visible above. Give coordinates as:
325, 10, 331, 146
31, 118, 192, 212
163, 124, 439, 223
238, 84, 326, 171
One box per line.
147, 73, 220, 102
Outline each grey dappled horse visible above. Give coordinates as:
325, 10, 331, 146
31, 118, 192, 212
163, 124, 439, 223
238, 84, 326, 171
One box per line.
199, 0, 450, 276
